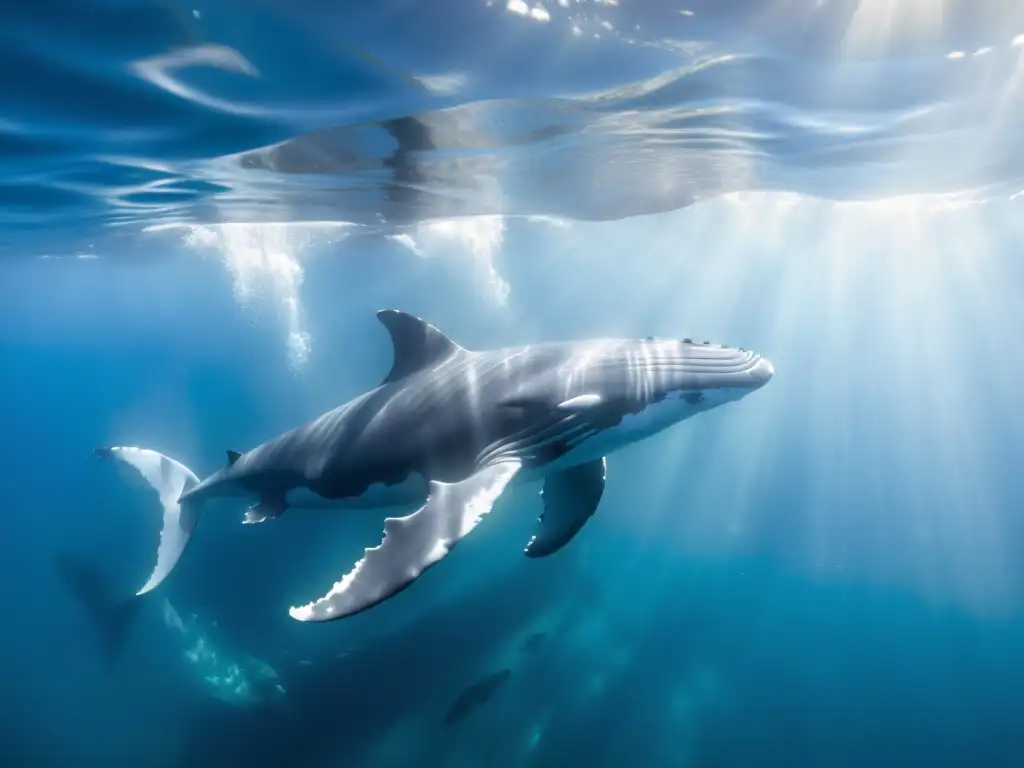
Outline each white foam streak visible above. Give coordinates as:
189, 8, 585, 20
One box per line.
151, 216, 513, 361
132, 45, 264, 117
387, 217, 512, 303
416, 216, 511, 304
153, 222, 353, 368
386, 233, 424, 255
413, 73, 468, 94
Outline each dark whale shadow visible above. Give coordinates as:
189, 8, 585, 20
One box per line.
442, 667, 513, 727
178, 553, 592, 767
53, 552, 143, 664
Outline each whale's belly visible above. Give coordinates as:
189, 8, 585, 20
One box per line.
287, 472, 429, 511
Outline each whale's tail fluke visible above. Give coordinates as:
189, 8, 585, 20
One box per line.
94, 446, 202, 596
54, 553, 143, 663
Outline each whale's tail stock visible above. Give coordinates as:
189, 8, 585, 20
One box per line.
93, 446, 203, 596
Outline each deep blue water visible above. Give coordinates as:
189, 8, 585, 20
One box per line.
3, 1, 1024, 766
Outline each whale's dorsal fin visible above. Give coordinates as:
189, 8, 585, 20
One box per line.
226, 450, 242, 467
377, 310, 464, 385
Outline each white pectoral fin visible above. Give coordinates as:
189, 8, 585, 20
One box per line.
557, 393, 603, 411
96, 446, 201, 596
289, 459, 522, 622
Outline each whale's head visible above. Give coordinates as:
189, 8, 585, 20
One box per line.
537, 336, 774, 463
586, 335, 774, 425
661, 337, 774, 412
560, 336, 774, 418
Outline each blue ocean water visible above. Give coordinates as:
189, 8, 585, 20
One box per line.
3, 1, 1024, 766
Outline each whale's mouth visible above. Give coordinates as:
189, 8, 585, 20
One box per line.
710, 351, 774, 389
681, 347, 767, 372
749, 356, 775, 387
638, 345, 775, 391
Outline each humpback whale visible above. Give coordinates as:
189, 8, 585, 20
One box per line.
97, 310, 774, 622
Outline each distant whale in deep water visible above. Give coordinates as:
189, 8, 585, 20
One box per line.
55, 553, 286, 706
443, 668, 513, 727
96, 310, 774, 622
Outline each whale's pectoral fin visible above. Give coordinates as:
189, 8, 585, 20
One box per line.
525, 457, 606, 558
243, 493, 287, 525
289, 459, 522, 622
500, 392, 603, 413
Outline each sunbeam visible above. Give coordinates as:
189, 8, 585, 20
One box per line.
493, 190, 1024, 621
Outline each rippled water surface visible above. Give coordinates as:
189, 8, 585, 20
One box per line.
4, 0, 1024, 249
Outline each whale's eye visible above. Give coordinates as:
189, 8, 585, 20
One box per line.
683, 391, 705, 405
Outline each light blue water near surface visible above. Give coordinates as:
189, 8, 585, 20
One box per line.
2, 1, 1024, 767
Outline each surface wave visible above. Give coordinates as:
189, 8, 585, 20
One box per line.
2, 0, 1023, 249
